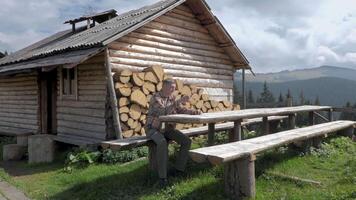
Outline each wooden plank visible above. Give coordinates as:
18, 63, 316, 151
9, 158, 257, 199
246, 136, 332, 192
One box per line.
57, 107, 105, 118
0, 108, 37, 114
57, 127, 106, 140
0, 116, 38, 125
57, 120, 106, 133
57, 100, 105, 109
0, 120, 38, 130
57, 113, 105, 126
160, 106, 332, 124
189, 120, 355, 165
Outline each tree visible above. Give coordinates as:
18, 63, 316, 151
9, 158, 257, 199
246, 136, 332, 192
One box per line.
257, 81, 275, 103
247, 90, 255, 104
314, 96, 320, 105
278, 92, 284, 103
299, 90, 305, 105
340, 102, 356, 120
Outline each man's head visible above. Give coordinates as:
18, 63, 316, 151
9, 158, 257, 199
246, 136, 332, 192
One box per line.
161, 79, 176, 96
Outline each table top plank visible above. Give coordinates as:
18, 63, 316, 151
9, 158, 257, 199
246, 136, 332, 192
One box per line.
189, 120, 355, 165
160, 106, 331, 124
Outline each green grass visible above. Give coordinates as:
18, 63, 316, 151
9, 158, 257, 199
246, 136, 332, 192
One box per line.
0, 136, 355, 200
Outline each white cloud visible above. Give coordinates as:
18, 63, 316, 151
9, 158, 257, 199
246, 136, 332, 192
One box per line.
0, 0, 355, 72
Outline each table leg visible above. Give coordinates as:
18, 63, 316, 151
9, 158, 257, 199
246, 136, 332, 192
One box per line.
229, 120, 242, 142
208, 123, 215, 146
288, 114, 296, 129
328, 108, 333, 122
308, 111, 315, 125
262, 116, 270, 135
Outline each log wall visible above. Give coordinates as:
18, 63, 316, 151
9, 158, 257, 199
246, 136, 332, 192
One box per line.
108, 5, 235, 101
0, 72, 40, 134
56, 55, 109, 141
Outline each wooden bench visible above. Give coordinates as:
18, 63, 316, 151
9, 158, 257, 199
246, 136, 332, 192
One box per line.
189, 120, 355, 199
101, 116, 287, 150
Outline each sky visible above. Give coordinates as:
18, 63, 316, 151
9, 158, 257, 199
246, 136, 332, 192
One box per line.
0, 0, 355, 73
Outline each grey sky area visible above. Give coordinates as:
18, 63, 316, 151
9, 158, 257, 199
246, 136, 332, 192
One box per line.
0, 0, 355, 72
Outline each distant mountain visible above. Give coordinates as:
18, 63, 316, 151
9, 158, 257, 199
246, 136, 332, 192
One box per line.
244, 77, 356, 106
235, 66, 356, 107
236, 66, 356, 83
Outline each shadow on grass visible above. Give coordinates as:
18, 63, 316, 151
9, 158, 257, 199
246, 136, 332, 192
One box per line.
0, 160, 63, 177
48, 160, 215, 200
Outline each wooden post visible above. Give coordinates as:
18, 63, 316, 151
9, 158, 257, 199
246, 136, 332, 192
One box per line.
328, 108, 333, 122
229, 120, 242, 142
288, 114, 296, 129
208, 123, 215, 146
338, 126, 354, 138
148, 142, 157, 171
224, 155, 256, 199
308, 111, 315, 125
105, 48, 122, 139
242, 69, 246, 109
269, 120, 279, 134
262, 116, 270, 135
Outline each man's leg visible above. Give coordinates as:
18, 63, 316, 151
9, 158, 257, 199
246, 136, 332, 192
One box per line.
164, 129, 192, 171
149, 130, 168, 179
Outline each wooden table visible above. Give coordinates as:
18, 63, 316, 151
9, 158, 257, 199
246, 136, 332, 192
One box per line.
159, 105, 333, 146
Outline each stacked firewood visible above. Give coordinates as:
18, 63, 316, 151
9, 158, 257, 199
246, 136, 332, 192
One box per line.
114, 66, 240, 138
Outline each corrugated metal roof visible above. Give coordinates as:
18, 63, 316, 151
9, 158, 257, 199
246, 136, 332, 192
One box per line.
0, 0, 182, 67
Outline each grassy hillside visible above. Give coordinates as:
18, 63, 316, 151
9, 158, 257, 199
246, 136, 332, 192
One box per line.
0, 136, 355, 200
243, 77, 356, 106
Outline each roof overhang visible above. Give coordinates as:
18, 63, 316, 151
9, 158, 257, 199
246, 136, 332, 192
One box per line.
0, 47, 103, 74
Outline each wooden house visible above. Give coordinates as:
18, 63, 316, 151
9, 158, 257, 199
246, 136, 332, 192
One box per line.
0, 0, 250, 145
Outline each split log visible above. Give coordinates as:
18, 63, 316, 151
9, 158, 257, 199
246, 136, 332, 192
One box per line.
223, 100, 232, 108
123, 130, 134, 138
119, 106, 129, 114
119, 69, 132, 83
144, 71, 159, 84
175, 79, 184, 92
218, 103, 225, 111
120, 113, 129, 122
119, 97, 130, 107
143, 82, 156, 93
130, 90, 147, 108
140, 127, 146, 136
129, 104, 142, 120
210, 100, 218, 108
204, 102, 212, 109
202, 94, 209, 101
115, 82, 132, 97
156, 82, 163, 91
143, 65, 164, 82
195, 100, 204, 109
180, 85, 192, 96
132, 72, 145, 86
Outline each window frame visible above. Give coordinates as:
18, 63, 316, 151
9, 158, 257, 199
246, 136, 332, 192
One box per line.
59, 66, 78, 100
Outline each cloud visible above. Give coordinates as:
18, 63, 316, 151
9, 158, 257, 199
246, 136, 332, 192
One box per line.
0, 0, 355, 72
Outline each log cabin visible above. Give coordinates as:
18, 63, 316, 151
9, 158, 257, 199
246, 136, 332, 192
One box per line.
0, 0, 250, 145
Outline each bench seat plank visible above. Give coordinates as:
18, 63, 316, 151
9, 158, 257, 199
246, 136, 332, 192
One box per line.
101, 116, 287, 150
190, 120, 355, 165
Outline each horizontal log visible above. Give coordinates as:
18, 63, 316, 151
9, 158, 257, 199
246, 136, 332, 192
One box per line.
0, 111, 37, 120
136, 27, 217, 46
57, 114, 105, 126
111, 61, 232, 77
57, 126, 106, 140
58, 119, 106, 133
78, 76, 106, 82
109, 42, 232, 65
0, 76, 37, 84
57, 107, 105, 118
155, 15, 208, 33
0, 80, 37, 87
109, 50, 233, 73
78, 64, 104, 71
57, 100, 105, 109
0, 120, 38, 130
0, 103, 38, 110
78, 84, 106, 90
0, 116, 38, 126
0, 85, 38, 92
128, 31, 224, 53
165, 10, 200, 24
118, 36, 229, 60
79, 89, 107, 96
174, 77, 233, 89
78, 95, 106, 102
0, 90, 37, 96
0, 126, 37, 135
146, 21, 214, 42
0, 99, 37, 105
78, 80, 107, 85
78, 70, 105, 77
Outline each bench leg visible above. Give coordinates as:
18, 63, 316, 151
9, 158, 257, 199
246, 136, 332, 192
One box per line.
208, 123, 215, 146
229, 120, 242, 142
224, 155, 256, 200
338, 127, 354, 138
148, 143, 157, 171
312, 136, 325, 149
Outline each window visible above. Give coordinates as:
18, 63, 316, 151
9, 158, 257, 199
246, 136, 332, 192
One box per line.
60, 67, 77, 99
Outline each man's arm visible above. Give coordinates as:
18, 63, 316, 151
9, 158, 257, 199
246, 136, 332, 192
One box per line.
176, 96, 201, 115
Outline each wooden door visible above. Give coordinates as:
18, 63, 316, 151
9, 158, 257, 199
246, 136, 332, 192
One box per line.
39, 70, 57, 134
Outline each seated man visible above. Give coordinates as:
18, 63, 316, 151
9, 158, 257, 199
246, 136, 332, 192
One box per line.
145, 79, 201, 187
